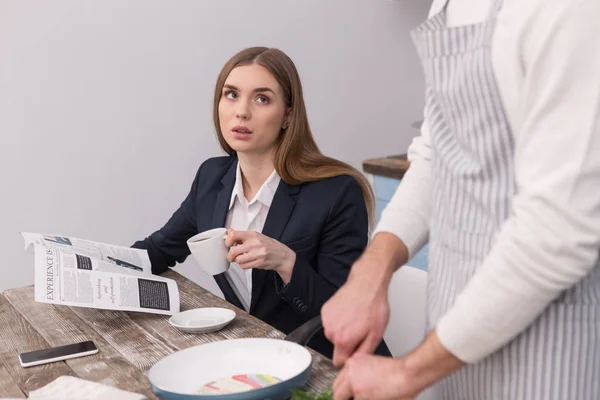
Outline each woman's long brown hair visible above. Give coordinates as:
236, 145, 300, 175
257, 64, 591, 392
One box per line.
213, 47, 374, 227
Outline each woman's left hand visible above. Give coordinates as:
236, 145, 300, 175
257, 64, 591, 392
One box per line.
226, 229, 296, 283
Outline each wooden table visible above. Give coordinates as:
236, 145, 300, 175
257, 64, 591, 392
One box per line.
0, 270, 336, 398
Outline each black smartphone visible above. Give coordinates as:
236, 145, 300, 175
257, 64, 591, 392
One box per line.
18, 340, 98, 368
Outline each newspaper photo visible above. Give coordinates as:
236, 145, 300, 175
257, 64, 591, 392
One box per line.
22, 232, 180, 315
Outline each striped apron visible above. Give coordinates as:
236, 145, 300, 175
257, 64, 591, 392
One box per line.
410, 0, 600, 398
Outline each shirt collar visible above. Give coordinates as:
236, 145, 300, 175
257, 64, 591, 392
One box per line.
228, 161, 281, 210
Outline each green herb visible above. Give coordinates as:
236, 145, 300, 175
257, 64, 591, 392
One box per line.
290, 387, 333, 400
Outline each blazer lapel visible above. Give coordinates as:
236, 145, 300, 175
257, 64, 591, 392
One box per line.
250, 181, 300, 312
211, 159, 243, 309
212, 160, 237, 229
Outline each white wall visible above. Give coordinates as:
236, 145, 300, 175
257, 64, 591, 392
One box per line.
0, 0, 431, 293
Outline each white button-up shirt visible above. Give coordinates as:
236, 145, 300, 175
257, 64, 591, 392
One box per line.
224, 161, 281, 311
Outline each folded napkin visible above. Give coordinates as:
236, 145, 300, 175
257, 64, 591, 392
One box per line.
27, 376, 146, 400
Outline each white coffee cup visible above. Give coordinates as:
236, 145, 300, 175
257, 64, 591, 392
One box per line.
186, 228, 230, 276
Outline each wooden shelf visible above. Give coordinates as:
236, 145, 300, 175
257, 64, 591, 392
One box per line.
362, 154, 410, 180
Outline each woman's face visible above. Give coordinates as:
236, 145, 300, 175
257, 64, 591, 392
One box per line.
219, 64, 289, 157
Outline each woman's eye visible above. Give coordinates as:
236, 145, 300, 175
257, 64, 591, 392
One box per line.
224, 91, 237, 99
256, 95, 269, 104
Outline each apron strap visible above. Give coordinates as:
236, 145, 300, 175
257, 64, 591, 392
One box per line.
490, 0, 504, 16
442, 0, 504, 20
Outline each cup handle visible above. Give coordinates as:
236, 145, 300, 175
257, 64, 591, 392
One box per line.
224, 234, 241, 248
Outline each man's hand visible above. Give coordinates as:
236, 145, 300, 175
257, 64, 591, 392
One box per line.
322, 233, 409, 367
322, 267, 391, 367
333, 330, 466, 400
333, 354, 418, 400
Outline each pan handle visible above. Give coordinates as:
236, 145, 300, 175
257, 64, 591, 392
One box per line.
284, 315, 323, 346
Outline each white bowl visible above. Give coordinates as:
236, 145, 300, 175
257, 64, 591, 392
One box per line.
148, 338, 312, 399
169, 308, 236, 334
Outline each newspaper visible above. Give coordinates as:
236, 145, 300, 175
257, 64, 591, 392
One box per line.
22, 232, 180, 315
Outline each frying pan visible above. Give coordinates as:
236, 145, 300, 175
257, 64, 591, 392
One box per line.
148, 316, 324, 399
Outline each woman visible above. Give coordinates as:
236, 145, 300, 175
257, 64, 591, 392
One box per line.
133, 47, 391, 359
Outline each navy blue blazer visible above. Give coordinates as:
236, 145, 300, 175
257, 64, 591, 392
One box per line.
133, 156, 391, 358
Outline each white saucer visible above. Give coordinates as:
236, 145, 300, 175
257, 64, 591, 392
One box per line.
169, 308, 236, 334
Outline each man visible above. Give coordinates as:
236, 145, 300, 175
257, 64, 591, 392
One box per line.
322, 0, 600, 398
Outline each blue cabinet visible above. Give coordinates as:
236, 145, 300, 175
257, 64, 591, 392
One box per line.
373, 176, 429, 271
